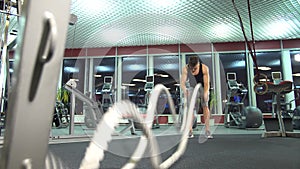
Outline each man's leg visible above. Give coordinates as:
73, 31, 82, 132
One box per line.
200, 85, 213, 138
203, 105, 210, 132
187, 88, 194, 138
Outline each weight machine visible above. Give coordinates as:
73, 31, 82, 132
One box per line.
254, 73, 300, 138
224, 72, 249, 128
0, 1, 71, 168
270, 72, 292, 117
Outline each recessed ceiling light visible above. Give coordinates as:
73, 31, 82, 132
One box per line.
154, 73, 169, 78
101, 28, 126, 44
64, 67, 79, 73
151, 0, 179, 7
257, 66, 271, 71
94, 74, 102, 78
294, 54, 300, 62
122, 83, 136, 86
132, 79, 146, 82
213, 23, 231, 38
83, 0, 110, 13
265, 20, 291, 37
95, 66, 114, 72
292, 73, 300, 77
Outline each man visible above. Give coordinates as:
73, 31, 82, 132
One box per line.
181, 55, 213, 139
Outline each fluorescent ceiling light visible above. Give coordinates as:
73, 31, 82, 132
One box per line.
213, 23, 231, 38
82, 0, 111, 14
95, 66, 114, 72
156, 26, 178, 37
294, 54, 300, 62
155, 73, 169, 77
151, 0, 179, 8
257, 66, 271, 71
132, 79, 146, 82
124, 64, 145, 71
265, 20, 292, 37
227, 61, 245, 68
101, 28, 126, 44
293, 73, 300, 77
64, 67, 79, 73
94, 74, 102, 78
122, 83, 136, 86
268, 60, 280, 66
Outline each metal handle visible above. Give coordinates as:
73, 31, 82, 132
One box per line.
29, 11, 57, 101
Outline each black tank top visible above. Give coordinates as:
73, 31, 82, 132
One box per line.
187, 62, 204, 88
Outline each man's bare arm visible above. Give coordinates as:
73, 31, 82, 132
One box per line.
181, 66, 188, 97
202, 64, 210, 102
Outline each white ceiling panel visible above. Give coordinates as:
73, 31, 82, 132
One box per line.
63, 0, 300, 48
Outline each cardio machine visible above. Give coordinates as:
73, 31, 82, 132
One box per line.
101, 76, 114, 112
144, 75, 165, 128
134, 75, 167, 129
64, 79, 104, 129
224, 72, 249, 128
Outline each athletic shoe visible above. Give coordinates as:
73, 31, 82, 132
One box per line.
205, 131, 213, 139
189, 131, 194, 138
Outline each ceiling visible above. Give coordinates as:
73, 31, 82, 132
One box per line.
64, 0, 300, 49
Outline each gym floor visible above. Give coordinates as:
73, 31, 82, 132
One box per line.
1, 124, 300, 169
47, 124, 300, 169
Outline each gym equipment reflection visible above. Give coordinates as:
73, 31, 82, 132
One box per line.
80, 84, 199, 169
224, 72, 262, 129
101, 76, 114, 112
64, 79, 104, 131
254, 73, 300, 137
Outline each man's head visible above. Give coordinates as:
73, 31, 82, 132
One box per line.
188, 56, 199, 69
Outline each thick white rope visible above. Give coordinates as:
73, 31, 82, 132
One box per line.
79, 84, 202, 169
79, 101, 153, 169
159, 84, 201, 169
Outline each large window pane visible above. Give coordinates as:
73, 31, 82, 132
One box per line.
153, 55, 180, 114
255, 51, 281, 113
290, 50, 300, 106
93, 57, 116, 108
219, 53, 248, 111
62, 59, 86, 115
121, 56, 147, 105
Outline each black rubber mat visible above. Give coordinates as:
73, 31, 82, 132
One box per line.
46, 134, 300, 169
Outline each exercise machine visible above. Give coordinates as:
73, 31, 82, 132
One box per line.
224, 72, 247, 128
118, 85, 137, 135
270, 72, 292, 117
224, 72, 262, 128
64, 79, 104, 129
0, 1, 71, 168
254, 73, 300, 138
101, 76, 114, 112
145, 75, 168, 129
134, 75, 167, 129
52, 101, 69, 128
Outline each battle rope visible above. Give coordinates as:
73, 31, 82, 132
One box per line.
79, 83, 201, 169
